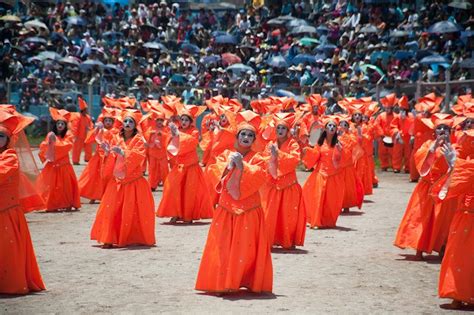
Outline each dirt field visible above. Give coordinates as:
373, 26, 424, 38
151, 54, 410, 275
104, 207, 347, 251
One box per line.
2, 166, 460, 313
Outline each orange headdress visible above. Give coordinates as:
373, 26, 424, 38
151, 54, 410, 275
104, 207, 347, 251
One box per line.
49, 107, 71, 122
421, 113, 453, 130
398, 95, 409, 110
380, 93, 398, 108
236, 110, 262, 133
78, 96, 88, 110
0, 108, 35, 137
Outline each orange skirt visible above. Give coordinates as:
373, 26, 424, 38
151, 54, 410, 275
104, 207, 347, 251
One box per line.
195, 206, 273, 293
157, 164, 213, 221
342, 165, 364, 209
91, 177, 156, 247
355, 155, 372, 196
262, 183, 306, 249
303, 171, 345, 228
37, 162, 81, 211
439, 210, 474, 303
0, 207, 45, 294
394, 180, 457, 254
78, 153, 104, 200
148, 156, 169, 189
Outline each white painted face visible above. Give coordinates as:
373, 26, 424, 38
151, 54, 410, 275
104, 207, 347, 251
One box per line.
123, 117, 136, 131
0, 132, 8, 149
326, 122, 337, 135
103, 117, 114, 129
56, 120, 66, 132
276, 124, 288, 139
435, 124, 450, 138
339, 121, 349, 131
238, 129, 256, 147
219, 114, 228, 126
180, 115, 192, 129
156, 119, 165, 128
353, 113, 362, 123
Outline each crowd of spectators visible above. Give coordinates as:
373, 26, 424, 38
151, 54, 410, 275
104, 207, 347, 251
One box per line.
0, 0, 472, 111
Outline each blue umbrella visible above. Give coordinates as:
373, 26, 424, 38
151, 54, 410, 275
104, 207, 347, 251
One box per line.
170, 74, 187, 84
104, 64, 124, 76
289, 25, 317, 36
102, 31, 123, 38
316, 43, 337, 55
212, 30, 228, 37
226, 63, 254, 76
428, 21, 462, 34
275, 89, 296, 98
287, 19, 308, 29
404, 40, 419, 51
66, 16, 86, 27
460, 58, 474, 69
37, 51, 62, 61
292, 54, 317, 65
370, 51, 391, 64
267, 55, 288, 68
80, 59, 105, 71
180, 42, 200, 55
51, 32, 69, 44
416, 49, 434, 60
419, 54, 449, 65
23, 37, 47, 45
214, 34, 237, 45
394, 51, 414, 60
316, 25, 329, 33
143, 42, 168, 51
201, 55, 221, 65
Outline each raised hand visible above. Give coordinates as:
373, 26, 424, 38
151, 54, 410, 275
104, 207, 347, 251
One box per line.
169, 122, 179, 137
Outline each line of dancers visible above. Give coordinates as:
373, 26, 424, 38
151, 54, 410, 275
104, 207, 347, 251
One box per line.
1, 92, 472, 308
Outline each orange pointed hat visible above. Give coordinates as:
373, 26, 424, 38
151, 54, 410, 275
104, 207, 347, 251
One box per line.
121, 108, 143, 125
0, 109, 35, 137
236, 110, 262, 133
398, 95, 409, 110
78, 96, 88, 110
178, 104, 206, 121
49, 107, 71, 122
421, 113, 453, 130
274, 112, 296, 128
380, 93, 398, 108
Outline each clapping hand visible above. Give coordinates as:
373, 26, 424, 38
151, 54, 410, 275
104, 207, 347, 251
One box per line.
440, 143, 456, 169
111, 146, 124, 156
169, 122, 179, 137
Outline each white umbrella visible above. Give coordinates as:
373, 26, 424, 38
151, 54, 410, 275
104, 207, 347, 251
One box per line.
25, 20, 49, 34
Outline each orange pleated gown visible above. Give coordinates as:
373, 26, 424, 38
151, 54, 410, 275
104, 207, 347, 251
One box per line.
302, 141, 346, 228
78, 127, 117, 200
261, 138, 306, 249
394, 140, 457, 254
144, 127, 170, 189
354, 123, 376, 195
37, 133, 81, 211
438, 158, 474, 304
90, 133, 156, 247
339, 131, 364, 209
70, 112, 93, 164
195, 149, 273, 293
157, 126, 213, 221
0, 149, 46, 294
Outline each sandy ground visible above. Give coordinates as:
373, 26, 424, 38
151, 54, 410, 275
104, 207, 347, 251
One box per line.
1, 164, 461, 314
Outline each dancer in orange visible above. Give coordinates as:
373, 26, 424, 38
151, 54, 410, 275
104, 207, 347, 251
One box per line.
91, 109, 155, 248
436, 141, 474, 309
142, 109, 170, 191
394, 114, 457, 260
338, 115, 364, 212
302, 116, 347, 228
390, 95, 414, 174
37, 108, 81, 212
375, 93, 398, 172
71, 97, 93, 164
157, 104, 213, 223
78, 107, 119, 203
195, 110, 273, 294
261, 112, 306, 249
0, 109, 46, 294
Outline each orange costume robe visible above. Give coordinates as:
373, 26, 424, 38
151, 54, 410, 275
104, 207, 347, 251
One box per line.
394, 140, 457, 254
410, 115, 434, 182
71, 113, 93, 164
390, 112, 415, 173
157, 127, 213, 221
91, 133, 156, 247
302, 142, 346, 228
195, 149, 273, 293
261, 138, 306, 249
375, 112, 396, 170
37, 132, 81, 211
0, 149, 45, 294
144, 127, 170, 189
438, 158, 474, 304
203, 126, 236, 207
339, 131, 364, 209
78, 127, 118, 200
353, 123, 376, 195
